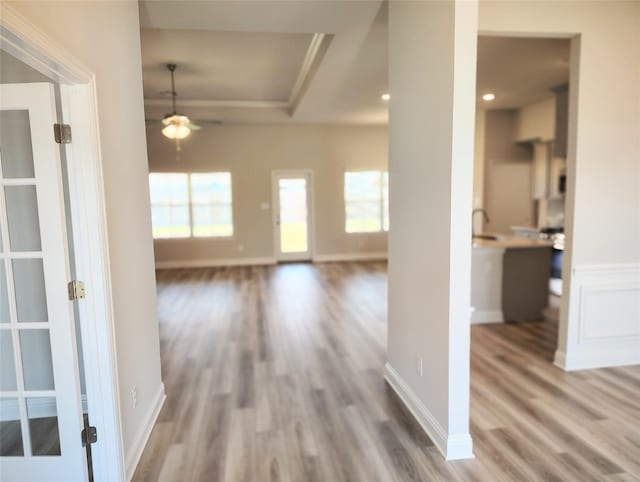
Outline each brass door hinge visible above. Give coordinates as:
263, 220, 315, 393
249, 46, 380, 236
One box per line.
68, 280, 85, 300
81, 425, 97, 446
54, 123, 72, 144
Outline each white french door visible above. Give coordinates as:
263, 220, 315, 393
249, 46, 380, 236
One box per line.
272, 171, 313, 262
0, 84, 87, 481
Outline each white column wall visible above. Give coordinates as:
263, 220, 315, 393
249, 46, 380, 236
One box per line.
386, 0, 477, 460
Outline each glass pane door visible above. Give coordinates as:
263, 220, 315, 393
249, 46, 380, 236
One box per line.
274, 173, 312, 261
0, 83, 86, 481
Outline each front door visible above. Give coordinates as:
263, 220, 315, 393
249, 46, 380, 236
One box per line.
0, 83, 87, 481
272, 171, 312, 262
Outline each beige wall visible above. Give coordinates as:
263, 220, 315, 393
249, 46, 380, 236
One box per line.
483, 109, 535, 234
7, 1, 163, 477
146, 124, 388, 265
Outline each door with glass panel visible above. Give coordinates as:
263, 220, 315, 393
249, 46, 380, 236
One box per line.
0, 84, 87, 481
272, 171, 312, 261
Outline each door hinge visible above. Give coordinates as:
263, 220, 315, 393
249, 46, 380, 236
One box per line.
81, 426, 97, 447
68, 280, 86, 300
53, 123, 72, 144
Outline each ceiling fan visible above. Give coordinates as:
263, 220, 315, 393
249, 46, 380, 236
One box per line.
161, 63, 200, 156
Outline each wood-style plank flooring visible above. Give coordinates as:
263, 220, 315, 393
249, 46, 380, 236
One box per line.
133, 262, 640, 481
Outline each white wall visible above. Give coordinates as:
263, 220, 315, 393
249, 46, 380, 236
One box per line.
146, 124, 388, 266
7, 0, 164, 475
480, 0, 640, 368
386, 0, 476, 460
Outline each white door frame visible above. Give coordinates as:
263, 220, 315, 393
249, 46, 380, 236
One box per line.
271, 170, 315, 262
1, 5, 125, 482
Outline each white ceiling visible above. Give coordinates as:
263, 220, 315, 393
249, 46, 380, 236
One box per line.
139, 2, 569, 125
477, 36, 570, 110
139, 0, 387, 124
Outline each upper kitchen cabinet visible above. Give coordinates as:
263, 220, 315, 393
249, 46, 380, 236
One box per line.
552, 84, 569, 158
514, 97, 555, 143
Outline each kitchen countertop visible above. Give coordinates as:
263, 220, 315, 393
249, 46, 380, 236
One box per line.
472, 235, 554, 249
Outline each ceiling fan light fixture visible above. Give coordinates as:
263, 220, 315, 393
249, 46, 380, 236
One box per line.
160, 64, 199, 150
162, 114, 192, 140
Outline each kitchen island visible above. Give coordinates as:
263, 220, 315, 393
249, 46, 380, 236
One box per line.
471, 236, 553, 323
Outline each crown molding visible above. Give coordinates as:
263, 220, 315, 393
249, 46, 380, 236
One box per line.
288, 33, 332, 114
144, 98, 289, 109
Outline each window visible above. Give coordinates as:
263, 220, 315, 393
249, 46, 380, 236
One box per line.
149, 172, 233, 239
190, 173, 233, 237
344, 170, 389, 233
149, 173, 190, 238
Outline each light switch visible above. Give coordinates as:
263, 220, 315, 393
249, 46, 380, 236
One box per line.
260, 202, 270, 210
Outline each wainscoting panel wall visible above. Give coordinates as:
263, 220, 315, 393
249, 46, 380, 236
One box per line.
556, 263, 640, 370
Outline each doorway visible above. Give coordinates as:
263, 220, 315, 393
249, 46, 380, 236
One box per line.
472, 35, 572, 362
272, 171, 313, 262
0, 8, 124, 481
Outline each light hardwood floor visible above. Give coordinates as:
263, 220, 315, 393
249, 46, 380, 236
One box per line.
133, 262, 640, 482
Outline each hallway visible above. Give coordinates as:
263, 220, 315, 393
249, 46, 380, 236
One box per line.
133, 262, 640, 481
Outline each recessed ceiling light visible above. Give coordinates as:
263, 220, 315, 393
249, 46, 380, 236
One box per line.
482, 93, 495, 101
381, 93, 390, 101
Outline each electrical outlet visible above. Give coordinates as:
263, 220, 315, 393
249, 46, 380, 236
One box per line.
238, 244, 244, 252
416, 355, 423, 376
131, 387, 137, 408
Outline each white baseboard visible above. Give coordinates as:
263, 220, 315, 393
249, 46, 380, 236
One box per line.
155, 257, 276, 269
558, 262, 640, 370
125, 383, 166, 481
384, 363, 474, 460
470, 309, 504, 324
554, 345, 640, 371
313, 252, 387, 263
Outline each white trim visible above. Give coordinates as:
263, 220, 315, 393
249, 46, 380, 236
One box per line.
556, 262, 640, 370
470, 309, 504, 324
144, 98, 288, 109
571, 262, 640, 275
124, 383, 166, 482
554, 348, 640, 371
288, 33, 330, 114
0, 5, 91, 84
312, 252, 387, 263
155, 257, 277, 269
272, 170, 315, 262
384, 363, 474, 461
61, 83, 125, 482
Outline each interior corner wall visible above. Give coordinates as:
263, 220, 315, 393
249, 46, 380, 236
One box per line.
479, 1, 640, 369
146, 124, 388, 266
6, 0, 165, 475
483, 109, 534, 234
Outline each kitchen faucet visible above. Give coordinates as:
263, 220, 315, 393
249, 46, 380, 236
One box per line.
472, 209, 490, 236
